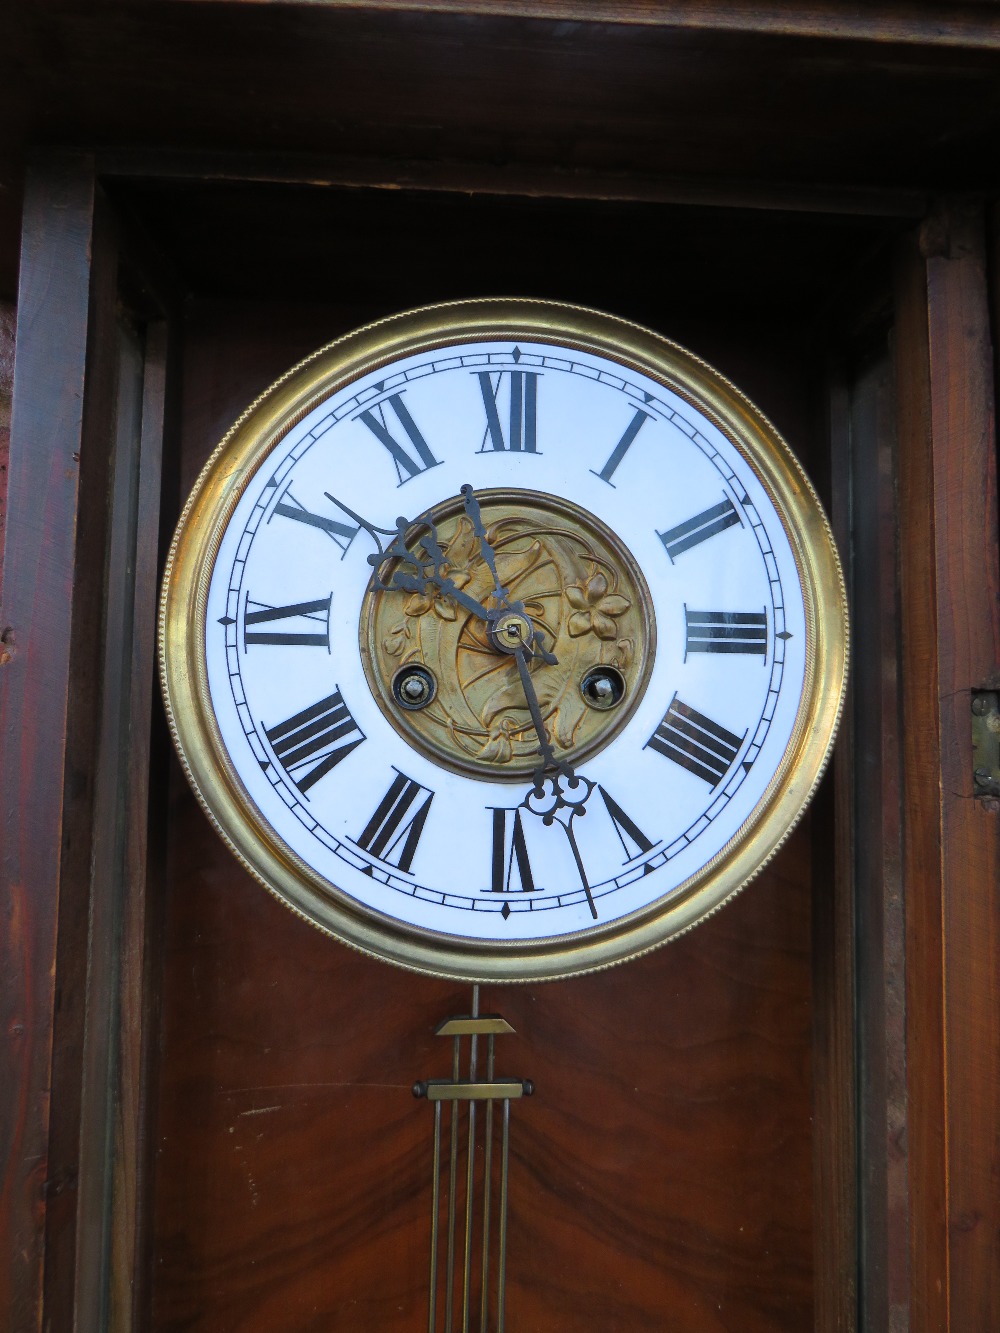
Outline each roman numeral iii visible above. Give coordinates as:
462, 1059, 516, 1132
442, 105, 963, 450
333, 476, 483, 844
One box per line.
684, 608, 767, 658
243, 593, 332, 648
646, 695, 745, 787
658, 496, 742, 562
265, 689, 365, 793
477, 370, 539, 452
356, 393, 440, 485
355, 772, 434, 873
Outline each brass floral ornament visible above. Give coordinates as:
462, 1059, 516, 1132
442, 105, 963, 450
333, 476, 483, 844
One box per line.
363, 490, 656, 781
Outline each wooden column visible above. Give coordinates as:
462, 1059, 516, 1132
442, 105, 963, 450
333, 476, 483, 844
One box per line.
0, 151, 148, 1332
896, 200, 1000, 1332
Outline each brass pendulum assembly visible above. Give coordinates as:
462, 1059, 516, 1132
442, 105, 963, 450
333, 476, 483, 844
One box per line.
412, 986, 533, 1333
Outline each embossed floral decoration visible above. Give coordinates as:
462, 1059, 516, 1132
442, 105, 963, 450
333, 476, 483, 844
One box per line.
565, 568, 630, 640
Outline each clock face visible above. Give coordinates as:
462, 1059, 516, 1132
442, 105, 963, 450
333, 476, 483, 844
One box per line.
159, 301, 847, 981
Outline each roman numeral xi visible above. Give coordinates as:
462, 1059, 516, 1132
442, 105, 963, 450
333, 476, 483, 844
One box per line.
356, 393, 440, 485
646, 696, 745, 788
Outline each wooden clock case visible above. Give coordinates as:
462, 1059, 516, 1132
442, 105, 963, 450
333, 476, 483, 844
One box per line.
1, 7, 998, 1331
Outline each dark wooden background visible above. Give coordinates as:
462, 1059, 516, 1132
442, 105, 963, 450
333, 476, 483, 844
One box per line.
1, 7, 999, 1332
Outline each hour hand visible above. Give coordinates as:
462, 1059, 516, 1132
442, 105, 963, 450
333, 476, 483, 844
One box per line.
325, 493, 492, 621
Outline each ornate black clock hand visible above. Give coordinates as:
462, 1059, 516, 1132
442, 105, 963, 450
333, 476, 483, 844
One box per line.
325, 493, 493, 622
460, 483, 557, 666
512, 646, 599, 920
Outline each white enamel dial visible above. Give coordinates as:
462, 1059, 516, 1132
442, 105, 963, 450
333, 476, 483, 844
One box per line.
160, 302, 847, 981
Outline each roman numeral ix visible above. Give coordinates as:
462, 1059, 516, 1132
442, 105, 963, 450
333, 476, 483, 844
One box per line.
242, 593, 331, 649
646, 695, 745, 788
684, 608, 767, 659
264, 690, 365, 793
356, 393, 440, 485
477, 370, 539, 452
658, 496, 742, 562
355, 771, 434, 874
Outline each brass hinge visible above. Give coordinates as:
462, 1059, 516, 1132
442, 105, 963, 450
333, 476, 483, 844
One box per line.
972, 691, 1000, 797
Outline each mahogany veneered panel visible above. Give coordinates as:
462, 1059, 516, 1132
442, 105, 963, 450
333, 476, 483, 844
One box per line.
146, 269, 829, 1330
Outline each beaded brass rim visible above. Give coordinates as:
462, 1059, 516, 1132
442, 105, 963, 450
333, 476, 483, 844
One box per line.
158, 297, 849, 983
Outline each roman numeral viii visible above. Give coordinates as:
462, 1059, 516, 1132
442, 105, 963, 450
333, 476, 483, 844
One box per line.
684, 608, 767, 659
264, 689, 365, 793
356, 772, 434, 873
356, 393, 440, 485
646, 695, 745, 788
477, 370, 539, 452
658, 496, 742, 562
242, 593, 331, 649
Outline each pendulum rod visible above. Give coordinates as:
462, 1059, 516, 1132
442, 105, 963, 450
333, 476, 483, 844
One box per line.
413, 988, 533, 1332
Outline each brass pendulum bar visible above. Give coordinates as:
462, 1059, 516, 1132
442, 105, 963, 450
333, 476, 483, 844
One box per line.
428, 1100, 442, 1333
413, 989, 532, 1332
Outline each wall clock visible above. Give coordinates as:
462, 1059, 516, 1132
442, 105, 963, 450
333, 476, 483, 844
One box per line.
159, 299, 848, 983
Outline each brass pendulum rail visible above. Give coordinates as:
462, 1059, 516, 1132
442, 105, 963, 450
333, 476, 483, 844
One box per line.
413, 987, 533, 1332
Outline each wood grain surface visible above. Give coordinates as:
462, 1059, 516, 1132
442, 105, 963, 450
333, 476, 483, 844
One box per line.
0, 157, 103, 1331
146, 285, 827, 1330
896, 205, 1000, 1331
3, 5, 1000, 299
150, 775, 815, 1332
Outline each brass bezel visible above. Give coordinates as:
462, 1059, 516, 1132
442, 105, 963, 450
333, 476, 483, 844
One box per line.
158, 298, 849, 983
